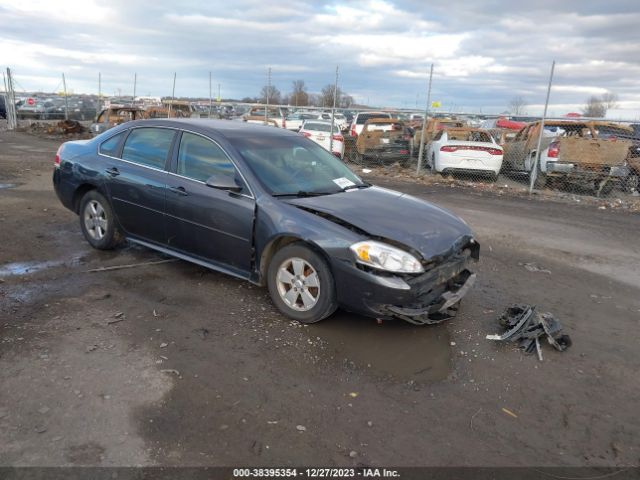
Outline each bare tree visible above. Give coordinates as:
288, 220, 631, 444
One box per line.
601, 92, 618, 110
259, 85, 281, 104
290, 80, 308, 107
307, 93, 321, 107
321, 84, 342, 108
582, 93, 618, 118
508, 96, 527, 116
340, 95, 354, 108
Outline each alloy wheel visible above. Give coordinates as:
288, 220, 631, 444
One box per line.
83, 199, 108, 240
276, 257, 320, 311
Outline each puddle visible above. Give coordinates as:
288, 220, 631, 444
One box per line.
0, 183, 16, 189
0, 257, 83, 277
311, 311, 451, 382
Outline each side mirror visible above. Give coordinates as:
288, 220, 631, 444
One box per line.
205, 174, 243, 193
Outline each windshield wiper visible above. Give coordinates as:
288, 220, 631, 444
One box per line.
342, 182, 371, 191
272, 190, 336, 198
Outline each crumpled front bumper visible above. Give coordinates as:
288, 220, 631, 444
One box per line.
331, 241, 479, 325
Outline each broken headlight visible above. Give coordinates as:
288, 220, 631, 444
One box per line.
350, 240, 424, 274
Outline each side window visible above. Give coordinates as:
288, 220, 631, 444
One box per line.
121, 128, 175, 169
177, 132, 239, 184
99, 131, 126, 157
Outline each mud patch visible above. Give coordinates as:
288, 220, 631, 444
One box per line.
65, 442, 106, 465
311, 312, 451, 382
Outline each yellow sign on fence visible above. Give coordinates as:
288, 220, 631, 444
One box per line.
431, 100, 441, 108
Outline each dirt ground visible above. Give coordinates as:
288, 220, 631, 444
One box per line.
1, 130, 639, 468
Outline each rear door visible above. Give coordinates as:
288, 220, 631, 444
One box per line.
102, 127, 175, 245
165, 131, 255, 276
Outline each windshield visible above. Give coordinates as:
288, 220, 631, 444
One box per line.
235, 136, 365, 196
356, 113, 391, 124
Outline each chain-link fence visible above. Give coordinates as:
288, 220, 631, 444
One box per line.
2, 65, 639, 204
339, 115, 640, 202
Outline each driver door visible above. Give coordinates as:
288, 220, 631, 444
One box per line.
165, 131, 255, 276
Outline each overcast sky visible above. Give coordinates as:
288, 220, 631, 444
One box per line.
1, 0, 639, 117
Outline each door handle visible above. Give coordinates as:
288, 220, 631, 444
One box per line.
168, 186, 188, 196
105, 167, 120, 176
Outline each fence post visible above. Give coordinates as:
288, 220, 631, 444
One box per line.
62, 73, 69, 120
416, 63, 434, 174
329, 65, 339, 154
529, 60, 555, 192
169, 72, 176, 118
208, 72, 213, 119
132, 73, 137, 107
7, 69, 18, 130
265, 67, 271, 125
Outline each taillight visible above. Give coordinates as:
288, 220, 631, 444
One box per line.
54, 145, 63, 167
350, 124, 357, 137
547, 142, 559, 158
332, 134, 343, 142
440, 146, 458, 152
282, 118, 286, 129
301, 131, 312, 138
399, 149, 409, 155
487, 148, 502, 155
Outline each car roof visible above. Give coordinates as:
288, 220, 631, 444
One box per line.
120, 118, 300, 141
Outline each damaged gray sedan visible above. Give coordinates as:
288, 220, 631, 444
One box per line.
53, 119, 479, 325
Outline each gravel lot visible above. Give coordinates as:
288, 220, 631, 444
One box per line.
1, 129, 639, 467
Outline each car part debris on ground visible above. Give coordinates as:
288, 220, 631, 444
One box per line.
486, 304, 572, 360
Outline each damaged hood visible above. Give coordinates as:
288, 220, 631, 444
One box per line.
285, 186, 474, 260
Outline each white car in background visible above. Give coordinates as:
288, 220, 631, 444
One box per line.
427, 128, 503, 180
285, 112, 319, 131
299, 120, 345, 158
317, 112, 349, 131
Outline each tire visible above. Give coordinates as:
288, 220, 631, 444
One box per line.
78, 190, 122, 250
267, 243, 338, 323
622, 172, 639, 193
532, 156, 547, 189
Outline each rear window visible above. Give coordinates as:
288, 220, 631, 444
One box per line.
304, 122, 332, 132
356, 113, 391, 124
122, 127, 175, 169
99, 131, 126, 157
447, 131, 493, 142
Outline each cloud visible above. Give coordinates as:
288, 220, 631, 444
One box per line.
0, 0, 639, 118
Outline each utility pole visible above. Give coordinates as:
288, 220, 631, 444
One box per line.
416, 63, 434, 174
218, 83, 221, 103
208, 72, 212, 119
265, 67, 271, 125
529, 60, 555, 192
62, 73, 69, 120
168, 72, 176, 118
329, 65, 339, 154
98, 72, 102, 113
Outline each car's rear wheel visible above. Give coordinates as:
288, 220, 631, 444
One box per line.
79, 190, 122, 250
267, 243, 337, 323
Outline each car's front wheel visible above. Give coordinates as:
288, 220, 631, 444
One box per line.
267, 243, 338, 323
79, 190, 122, 250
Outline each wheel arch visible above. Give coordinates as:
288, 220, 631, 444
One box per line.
72, 182, 105, 214
257, 235, 332, 287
